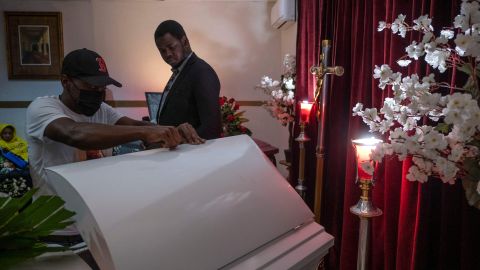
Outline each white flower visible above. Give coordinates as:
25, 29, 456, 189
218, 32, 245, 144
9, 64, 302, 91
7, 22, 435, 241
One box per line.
444, 109, 463, 125
352, 103, 364, 116
373, 64, 394, 89
398, 25, 407, 38
286, 90, 294, 100
363, 108, 380, 122
353, 4, 480, 200
404, 135, 421, 153
390, 72, 403, 84
272, 90, 284, 100
413, 156, 433, 174
396, 108, 409, 126
447, 92, 471, 110
421, 129, 448, 151
469, 23, 480, 35
260, 76, 273, 86
283, 77, 295, 90
380, 98, 395, 119
373, 64, 393, 80
424, 49, 450, 72
283, 54, 296, 72
448, 144, 465, 162
257, 54, 297, 126
440, 29, 455, 39
407, 165, 428, 183
461, 1, 480, 26
378, 21, 387, 31
405, 41, 425, 60
390, 127, 406, 140
391, 14, 407, 36
455, 34, 477, 56
403, 116, 420, 131
371, 143, 388, 162
422, 32, 434, 44
391, 142, 408, 161
439, 161, 459, 184
378, 118, 394, 134
397, 59, 412, 67
413, 15, 433, 31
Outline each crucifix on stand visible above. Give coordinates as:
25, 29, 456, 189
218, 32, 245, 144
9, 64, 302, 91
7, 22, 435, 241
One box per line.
310, 40, 344, 223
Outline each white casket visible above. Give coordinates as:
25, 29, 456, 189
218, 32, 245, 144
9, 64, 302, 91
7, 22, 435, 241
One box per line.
45, 135, 333, 270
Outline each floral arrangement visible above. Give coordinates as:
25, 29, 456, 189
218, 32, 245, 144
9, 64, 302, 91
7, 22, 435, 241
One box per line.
352, 0, 480, 209
0, 177, 29, 198
0, 155, 30, 198
219, 96, 252, 137
256, 54, 296, 126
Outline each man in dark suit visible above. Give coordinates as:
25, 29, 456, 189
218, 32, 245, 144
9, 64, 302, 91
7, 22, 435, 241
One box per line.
154, 20, 221, 140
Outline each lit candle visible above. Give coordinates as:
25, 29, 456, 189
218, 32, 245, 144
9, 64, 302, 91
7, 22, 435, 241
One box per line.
299, 101, 314, 123
351, 138, 382, 181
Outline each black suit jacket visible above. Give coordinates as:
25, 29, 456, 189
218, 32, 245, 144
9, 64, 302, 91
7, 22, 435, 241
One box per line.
157, 53, 221, 140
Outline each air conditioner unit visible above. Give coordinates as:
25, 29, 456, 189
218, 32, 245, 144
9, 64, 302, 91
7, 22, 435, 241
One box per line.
270, 0, 296, 29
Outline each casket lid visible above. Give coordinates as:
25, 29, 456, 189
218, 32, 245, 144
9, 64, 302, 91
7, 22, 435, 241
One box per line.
46, 135, 314, 270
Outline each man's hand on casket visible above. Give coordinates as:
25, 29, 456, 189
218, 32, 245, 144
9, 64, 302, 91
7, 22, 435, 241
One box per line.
176, 123, 206, 145
143, 125, 182, 149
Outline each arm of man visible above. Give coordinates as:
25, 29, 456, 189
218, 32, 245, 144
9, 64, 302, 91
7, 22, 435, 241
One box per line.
44, 117, 181, 150
115, 117, 204, 144
115, 116, 154, 126
193, 66, 222, 140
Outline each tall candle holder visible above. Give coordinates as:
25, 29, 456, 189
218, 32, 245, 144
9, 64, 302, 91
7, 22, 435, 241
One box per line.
350, 137, 382, 270
295, 101, 313, 200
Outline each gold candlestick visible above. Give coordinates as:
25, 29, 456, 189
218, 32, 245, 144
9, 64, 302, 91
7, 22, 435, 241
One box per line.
295, 122, 310, 199
350, 138, 382, 270
311, 39, 344, 223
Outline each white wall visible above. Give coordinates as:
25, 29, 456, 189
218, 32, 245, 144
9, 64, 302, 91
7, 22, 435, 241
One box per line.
0, 0, 94, 137
281, 22, 297, 57
0, 0, 296, 176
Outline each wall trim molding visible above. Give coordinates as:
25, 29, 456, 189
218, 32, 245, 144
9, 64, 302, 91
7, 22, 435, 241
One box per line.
0, 100, 265, 108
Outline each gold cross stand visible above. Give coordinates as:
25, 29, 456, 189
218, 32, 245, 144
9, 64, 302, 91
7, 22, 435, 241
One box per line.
310, 39, 344, 223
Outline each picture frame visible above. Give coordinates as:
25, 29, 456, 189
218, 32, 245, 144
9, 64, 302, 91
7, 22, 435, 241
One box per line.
145, 92, 163, 122
4, 11, 64, 80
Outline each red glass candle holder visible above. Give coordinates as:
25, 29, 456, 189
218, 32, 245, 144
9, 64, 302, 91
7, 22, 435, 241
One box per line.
299, 101, 314, 123
351, 138, 382, 181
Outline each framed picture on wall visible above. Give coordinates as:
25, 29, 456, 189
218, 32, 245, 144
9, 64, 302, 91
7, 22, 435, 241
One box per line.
4, 11, 64, 80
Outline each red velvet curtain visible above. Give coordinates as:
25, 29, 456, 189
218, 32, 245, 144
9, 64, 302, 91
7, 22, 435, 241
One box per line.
295, 0, 480, 269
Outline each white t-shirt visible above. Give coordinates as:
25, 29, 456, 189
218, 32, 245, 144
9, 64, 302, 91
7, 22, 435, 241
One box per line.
26, 96, 123, 196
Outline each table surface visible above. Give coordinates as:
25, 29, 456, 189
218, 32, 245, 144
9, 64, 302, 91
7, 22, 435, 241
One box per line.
253, 138, 279, 156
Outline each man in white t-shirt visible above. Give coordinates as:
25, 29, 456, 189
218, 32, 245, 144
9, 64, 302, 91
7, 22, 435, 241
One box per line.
25, 49, 204, 268
27, 48, 204, 197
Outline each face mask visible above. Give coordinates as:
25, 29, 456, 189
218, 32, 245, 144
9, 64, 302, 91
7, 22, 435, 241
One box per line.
77, 90, 104, 116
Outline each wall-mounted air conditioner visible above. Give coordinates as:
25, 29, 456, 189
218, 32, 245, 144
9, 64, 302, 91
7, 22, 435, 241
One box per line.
270, 0, 296, 29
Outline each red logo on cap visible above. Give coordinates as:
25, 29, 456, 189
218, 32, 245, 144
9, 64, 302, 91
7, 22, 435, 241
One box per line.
96, 57, 108, 73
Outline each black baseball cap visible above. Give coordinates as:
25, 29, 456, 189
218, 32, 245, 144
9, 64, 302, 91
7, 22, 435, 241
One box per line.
61, 48, 122, 87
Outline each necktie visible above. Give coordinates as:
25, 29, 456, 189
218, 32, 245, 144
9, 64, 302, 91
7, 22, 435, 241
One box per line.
156, 70, 179, 122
